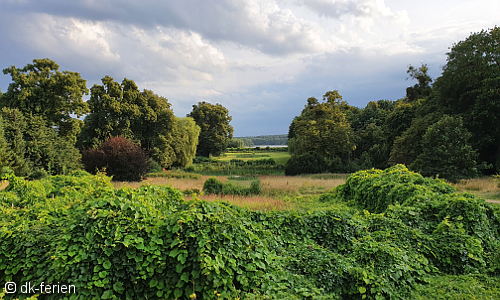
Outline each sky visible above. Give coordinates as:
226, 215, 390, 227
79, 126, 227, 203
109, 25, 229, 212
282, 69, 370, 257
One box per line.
0, 1, 498, 136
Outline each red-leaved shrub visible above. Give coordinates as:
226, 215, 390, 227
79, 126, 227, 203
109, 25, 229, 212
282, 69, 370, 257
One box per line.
81, 136, 150, 181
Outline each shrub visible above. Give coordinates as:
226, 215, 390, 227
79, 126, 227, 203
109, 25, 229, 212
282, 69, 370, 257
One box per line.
81, 136, 151, 181
285, 151, 327, 175
203, 177, 261, 196
149, 159, 162, 173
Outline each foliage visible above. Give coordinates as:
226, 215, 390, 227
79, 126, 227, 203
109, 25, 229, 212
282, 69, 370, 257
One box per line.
288, 91, 355, 160
2, 166, 500, 299
410, 274, 500, 299
149, 159, 162, 173
0, 107, 82, 177
23, 113, 83, 175
0, 117, 10, 170
433, 26, 500, 173
405, 63, 432, 102
188, 101, 234, 157
285, 151, 327, 176
203, 177, 261, 196
0, 58, 89, 141
334, 164, 457, 213
227, 138, 245, 148
0, 173, 318, 300
410, 115, 483, 182
79, 76, 184, 168
81, 136, 150, 181
235, 134, 288, 146
0, 108, 29, 176
146, 171, 200, 180
170, 117, 200, 168
190, 159, 284, 176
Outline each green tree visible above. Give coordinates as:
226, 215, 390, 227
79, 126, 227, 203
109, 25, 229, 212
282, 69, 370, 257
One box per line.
80, 76, 178, 167
288, 91, 356, 160
171, 117, 200, 167
228, 138, 245, 148
23, 114, 83, 175
0, 108, 29, 176
0, 116, 10, 169
188, 101, 234, 157
410, 115, 482, 182
405, 64, 432, 102
0, 58, 89, 141
433, 27, 500, 173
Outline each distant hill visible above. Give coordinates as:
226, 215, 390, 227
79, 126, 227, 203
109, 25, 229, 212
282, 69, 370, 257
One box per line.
235, 134, 287, 146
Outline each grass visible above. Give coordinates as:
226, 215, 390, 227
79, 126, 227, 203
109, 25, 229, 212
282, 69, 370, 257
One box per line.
217, 151, 291, 165
452, 176, 500, 203
111, 171, 348, 211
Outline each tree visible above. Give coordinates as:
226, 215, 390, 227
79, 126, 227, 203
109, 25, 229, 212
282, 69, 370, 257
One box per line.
23, 113, 83, 175
410, 115, 482, 182
288, 91, 356, 160
405, 64, 432, 102
0, 116, 10, 169
284, 151, 327, 176
228, 139, 245, 148
80, 76, 177, 167
171, 117, 200, 167
0, 108, 29, 176
433, 27, 500, 173
0, 58, 89, 141
188, 101, 233, 157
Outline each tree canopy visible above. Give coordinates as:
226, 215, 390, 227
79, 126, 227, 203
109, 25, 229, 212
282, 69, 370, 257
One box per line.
188, 101, 233, 157
0, 58, 89, 140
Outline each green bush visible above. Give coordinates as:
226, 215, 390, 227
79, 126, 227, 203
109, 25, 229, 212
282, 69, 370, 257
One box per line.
202, 177, 261, 196
285, 151, 327, 175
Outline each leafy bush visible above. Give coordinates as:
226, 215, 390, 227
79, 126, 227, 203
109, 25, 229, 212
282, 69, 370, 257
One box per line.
0, 173, 322, 299
285, 151, 327, 175
203, 177, 261, 196
81, 136, 151, 181
149, 159, 162, 173
334, 164, 456, 213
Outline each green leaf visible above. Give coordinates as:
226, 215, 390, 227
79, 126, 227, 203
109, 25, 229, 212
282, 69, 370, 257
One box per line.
113, 282, 124, 294
103, 261, 112, 269
359, 286, 367, 294
174, 288, 183, 298
101, 290, 114, 299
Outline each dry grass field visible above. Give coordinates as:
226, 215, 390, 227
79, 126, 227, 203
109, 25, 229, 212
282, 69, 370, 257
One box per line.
452, 176, 500, 203
111, 173, 348, 211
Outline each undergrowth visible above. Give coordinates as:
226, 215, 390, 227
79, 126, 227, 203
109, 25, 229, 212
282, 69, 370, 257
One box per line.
1, 165, 499, 299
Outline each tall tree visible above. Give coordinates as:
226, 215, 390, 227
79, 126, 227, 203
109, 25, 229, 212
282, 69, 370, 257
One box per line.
171, 117, 200, 167
0, 58, 89, 141
188, 101, 233, 157
0, 116, 10, 170
80, 76, 177, 167
433, 26, 500, 173
288, 91, 355, 160
0, 108, 29, 176
410, 115, 481, 182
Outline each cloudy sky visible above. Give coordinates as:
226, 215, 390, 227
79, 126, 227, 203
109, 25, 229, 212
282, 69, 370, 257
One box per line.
0, 0, 498, 136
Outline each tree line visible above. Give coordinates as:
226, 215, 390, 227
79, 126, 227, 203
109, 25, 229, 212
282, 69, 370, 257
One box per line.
286, 26, 500, 182
0, 59, 233, 180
